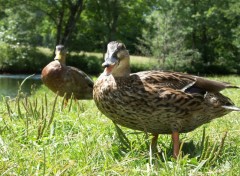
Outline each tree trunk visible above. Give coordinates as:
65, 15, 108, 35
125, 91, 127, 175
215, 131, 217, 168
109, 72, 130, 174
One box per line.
60, 0, 84, 47
55, 6, 65, 47
106, 0, 119, 43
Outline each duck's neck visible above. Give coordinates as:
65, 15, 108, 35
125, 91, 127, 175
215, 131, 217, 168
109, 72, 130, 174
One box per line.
60, 60, 66, 65
112, 56, 131, 77
58, 56, 66, 65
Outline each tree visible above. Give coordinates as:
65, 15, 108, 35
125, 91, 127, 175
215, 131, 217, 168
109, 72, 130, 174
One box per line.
138, 0, 240, 74
138, 1, 200, 72
177, 0, 240, 73
0, 0, 84, 48
26, 0, 84, 48
73, 0, 155, 52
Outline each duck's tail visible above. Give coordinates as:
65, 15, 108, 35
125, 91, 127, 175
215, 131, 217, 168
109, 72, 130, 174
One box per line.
222, 105, 240, 111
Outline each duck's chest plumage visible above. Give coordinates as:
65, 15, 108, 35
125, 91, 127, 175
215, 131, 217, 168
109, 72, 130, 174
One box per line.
41, 61, 93, 99
93, 71, 231, 134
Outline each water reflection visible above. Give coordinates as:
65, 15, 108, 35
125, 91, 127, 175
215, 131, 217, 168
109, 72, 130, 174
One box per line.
0, 74, 42, 99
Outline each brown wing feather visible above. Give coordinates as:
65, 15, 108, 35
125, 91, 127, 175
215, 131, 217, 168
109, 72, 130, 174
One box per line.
134, 71, 238, 93
134, 71, 196, 90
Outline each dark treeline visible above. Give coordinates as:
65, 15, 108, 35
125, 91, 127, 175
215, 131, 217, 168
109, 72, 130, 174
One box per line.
0, 0, 239, 74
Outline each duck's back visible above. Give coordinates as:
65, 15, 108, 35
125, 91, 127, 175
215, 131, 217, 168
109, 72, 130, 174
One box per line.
93, 71, 234, 134
42, 61, 93, 99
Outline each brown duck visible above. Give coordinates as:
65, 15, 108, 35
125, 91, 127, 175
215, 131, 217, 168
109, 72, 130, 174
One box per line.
93, 41, 240, 158
41, 45, 93, 101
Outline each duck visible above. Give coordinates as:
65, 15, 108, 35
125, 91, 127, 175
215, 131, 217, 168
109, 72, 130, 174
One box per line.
93, 41, 240, 158
41, 45, 93, 102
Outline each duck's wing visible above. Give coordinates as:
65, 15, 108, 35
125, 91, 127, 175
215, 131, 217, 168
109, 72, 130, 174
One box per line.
58, 66, 93, 99
67, 66, 94, 89
136, 71, 239, 94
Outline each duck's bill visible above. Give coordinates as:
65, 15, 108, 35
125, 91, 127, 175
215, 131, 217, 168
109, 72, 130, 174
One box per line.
102, 57, 117, 76
103, 64, 115, 76
102, 56, 118, 67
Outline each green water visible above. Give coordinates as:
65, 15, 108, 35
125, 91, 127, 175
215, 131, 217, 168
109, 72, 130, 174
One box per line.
0, 74, 42, 99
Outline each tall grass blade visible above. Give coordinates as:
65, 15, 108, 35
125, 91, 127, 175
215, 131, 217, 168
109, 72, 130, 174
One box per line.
45, 93, 48, 115
190, 160, 208, 176
33, 98, 38, 117
17, 97, 23, 118
43, 147, 46, 175
41, 97, 44, 120
208, 141, 218, 162
200, 127, 206, 151
25, 113, 29, 139
68, 93, 74, 112
113, 122, 131, 149
47, 93, 58, 129
37, 118, 47, 140
5, 99, 12, 119
17, 74, 35, 97
28, 100, 34, 117
21, 101, 29, 114
2, 116, 14, 135
199, 135, 209, 161
209, 132, 228, 164
61, 92, 67, 111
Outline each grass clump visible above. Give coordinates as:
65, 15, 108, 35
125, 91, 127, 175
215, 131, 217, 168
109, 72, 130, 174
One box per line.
0, 76, 239, 175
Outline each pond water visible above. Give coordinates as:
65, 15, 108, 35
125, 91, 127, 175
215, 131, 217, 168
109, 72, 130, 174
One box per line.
0, 74, 42, 99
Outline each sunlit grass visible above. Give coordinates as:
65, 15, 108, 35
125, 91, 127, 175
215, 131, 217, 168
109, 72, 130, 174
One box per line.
0, 76, 239, 175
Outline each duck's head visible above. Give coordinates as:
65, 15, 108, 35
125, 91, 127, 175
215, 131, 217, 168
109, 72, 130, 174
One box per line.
54, 45, 66, 64
102, 41, 130, 77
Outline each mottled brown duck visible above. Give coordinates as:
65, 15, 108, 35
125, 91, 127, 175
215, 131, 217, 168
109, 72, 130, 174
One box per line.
41, 45, 93, 102
93, 41, 240, 158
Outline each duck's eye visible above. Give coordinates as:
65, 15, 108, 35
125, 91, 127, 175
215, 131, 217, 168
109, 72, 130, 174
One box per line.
117, 43, 125, 50
112, 52, 119, 59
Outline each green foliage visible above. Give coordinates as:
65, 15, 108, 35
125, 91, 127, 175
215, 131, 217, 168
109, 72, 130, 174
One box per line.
137, 4, 202, 73
138, 0, 240, 74
0, 4, 48, 46
67, 53, 103, 75
70, 0, 154, 52
0, 42, 50, 73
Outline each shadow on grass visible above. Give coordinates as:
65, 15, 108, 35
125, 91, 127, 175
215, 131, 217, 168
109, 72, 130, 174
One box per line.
112, 125, 228, 166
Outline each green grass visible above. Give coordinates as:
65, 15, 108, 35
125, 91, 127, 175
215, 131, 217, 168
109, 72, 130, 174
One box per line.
0, 76, 240, 175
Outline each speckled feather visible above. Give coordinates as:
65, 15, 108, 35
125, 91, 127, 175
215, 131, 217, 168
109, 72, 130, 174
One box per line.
94, 53, 238, 134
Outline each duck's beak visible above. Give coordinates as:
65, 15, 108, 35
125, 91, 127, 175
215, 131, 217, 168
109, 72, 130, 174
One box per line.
102, 55, 118, 76
102, 59, 117, 76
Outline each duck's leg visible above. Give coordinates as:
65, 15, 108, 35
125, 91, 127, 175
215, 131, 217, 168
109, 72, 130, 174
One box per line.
172, 131, 180, 158
151, 134, 159, 154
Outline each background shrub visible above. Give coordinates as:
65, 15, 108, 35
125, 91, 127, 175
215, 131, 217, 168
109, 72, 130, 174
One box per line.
0, 42, 49, 73
67, 54, 103, 75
